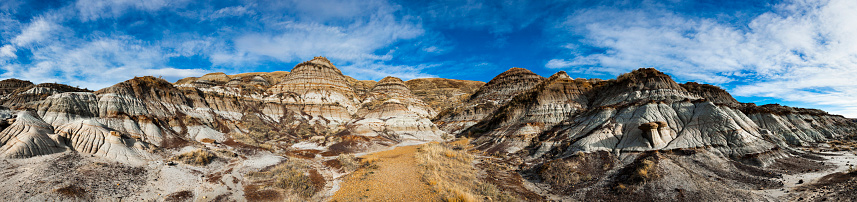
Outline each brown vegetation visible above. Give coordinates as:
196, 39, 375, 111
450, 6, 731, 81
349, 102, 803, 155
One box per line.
171, 149, 216, 166
416, 141, 515, 201
165, 190, 194, 202
538, 151, 616, 193
337, 154, 359, 172
247, 159, 316, 199
55, 185, 87, 198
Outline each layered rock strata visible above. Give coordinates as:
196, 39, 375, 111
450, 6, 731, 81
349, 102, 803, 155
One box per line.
267, 57, 360, 128
0, 79, 34, 98
463, 71, 592, 153
1, 83, 91, 108
345, 77, 446, 144
404, 78, 484, 113
452, 68, 839, 164
435, 67, 545, 135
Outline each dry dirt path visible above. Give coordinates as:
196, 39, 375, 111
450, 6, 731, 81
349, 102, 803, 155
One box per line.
330, 144, 438, 202
755, 150, 857, 200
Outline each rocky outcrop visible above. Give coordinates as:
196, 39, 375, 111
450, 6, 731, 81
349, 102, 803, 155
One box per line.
435, 67, 545, 135
1, 83, 91, 108
740, 103, 857, 146
94, 76, 196, 146
462, 71, 593, 153
0, 79, 34, 98
638, 121, 671, 148
36, 92, 100, 127
345, 76, 377, 100
0, 57, 852, 175
452, 68, 787, 162
681, 82, 739, 105
0, 111, 65, 158
589, 68, 700, 107
267, 56, 360, 128
344, 77, 446, 144
404, 78, 485, 114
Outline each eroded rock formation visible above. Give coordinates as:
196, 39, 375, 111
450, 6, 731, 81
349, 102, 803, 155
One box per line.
343, 77, 446, 145
0, 58, 854, 195
435, 67, 545, 135
0, 111, 65, 158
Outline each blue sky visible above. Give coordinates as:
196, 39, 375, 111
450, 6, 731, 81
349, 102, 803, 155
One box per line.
2, 0, 857, 117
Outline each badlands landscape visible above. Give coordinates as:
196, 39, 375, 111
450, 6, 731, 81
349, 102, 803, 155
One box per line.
1, 56, 857, 201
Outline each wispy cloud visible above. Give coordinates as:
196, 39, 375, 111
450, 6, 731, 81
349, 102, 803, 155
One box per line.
0, 0, 436, 89
74, 0, 191, 21
547, 0, 857, 117
339, 62, 438, 81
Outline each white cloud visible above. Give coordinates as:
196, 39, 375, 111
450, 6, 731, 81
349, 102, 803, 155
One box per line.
0, 15, 209, 89
264, 0, 388, 21
234, 19, 422, 64
548, 0, 857, 117
0, 45, 15, 58
545, 58, 599, 69
208, 6, 254, 19
74, 0, 190, 21
12, 18, 56, 46
1, 0, 431, 89
338, 62, 437, 81
0, 0, 22, 12
231, 0, 424, 66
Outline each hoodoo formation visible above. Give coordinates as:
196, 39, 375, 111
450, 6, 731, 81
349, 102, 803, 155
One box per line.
1, 57, 857, 201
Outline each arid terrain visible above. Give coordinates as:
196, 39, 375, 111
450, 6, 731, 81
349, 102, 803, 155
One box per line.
1, 56, 857, 201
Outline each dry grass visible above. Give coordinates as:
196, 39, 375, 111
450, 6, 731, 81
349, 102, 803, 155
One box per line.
828, 139, 857, 151
55, 185, 87, 198
416, 140, 514, 202
337, 154, 359, 172
171, 149, 216, 166
247, 159, 316, 198
620, 153, 660, 184
165, 190, 193, 202
630, 159, 656, 182
539, 159, 590, 186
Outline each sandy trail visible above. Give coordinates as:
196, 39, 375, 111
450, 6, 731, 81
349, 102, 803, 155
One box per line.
330, 144, 437, 202
756, 150, 857, 199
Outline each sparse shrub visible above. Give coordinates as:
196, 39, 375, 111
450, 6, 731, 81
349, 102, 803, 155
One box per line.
165, 190, 193, 202
361, 156, 380, 169
55, 185, 86, 198
247, 160, 316, 198
337, 154, 358, 172
539, 159, 589, 186
630, 159, 656, 182
213, 149, 238, 158
171, 149, 216, 166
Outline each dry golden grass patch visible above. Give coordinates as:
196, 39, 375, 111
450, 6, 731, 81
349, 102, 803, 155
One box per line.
171, 149, 216, 166
247, 159, 316, 199
416, 140, 514, 202
630, 158, 656, 182
828, 139, 857, 151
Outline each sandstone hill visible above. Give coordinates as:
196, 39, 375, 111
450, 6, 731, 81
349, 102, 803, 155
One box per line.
0, 58, 856, 201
